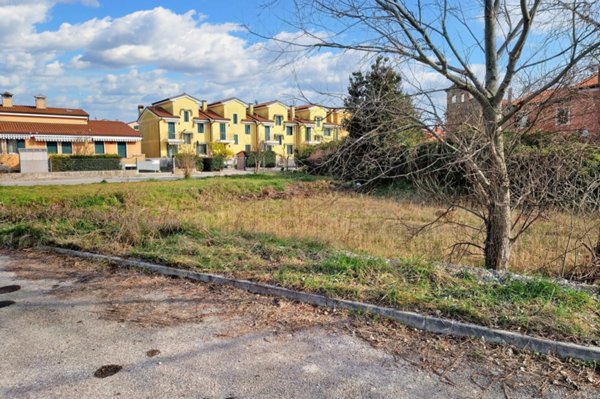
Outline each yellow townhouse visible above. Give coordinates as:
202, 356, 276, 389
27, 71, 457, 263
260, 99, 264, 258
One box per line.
137, 93, 349, 162
0, 92, 143, 171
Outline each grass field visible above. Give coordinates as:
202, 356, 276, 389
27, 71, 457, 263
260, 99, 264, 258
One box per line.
0, 173, 598, 344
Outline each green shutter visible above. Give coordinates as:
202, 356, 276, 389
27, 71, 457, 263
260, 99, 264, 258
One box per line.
94, 142, 105, 154
47, 142, 58, 154
62, 142, 72, 154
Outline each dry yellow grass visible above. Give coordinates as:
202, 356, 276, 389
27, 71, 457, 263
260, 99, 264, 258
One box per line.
200, 191, 598, 277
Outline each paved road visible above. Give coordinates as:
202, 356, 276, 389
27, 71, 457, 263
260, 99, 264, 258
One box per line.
0, 252, 596, 398
0, 169, 255, 186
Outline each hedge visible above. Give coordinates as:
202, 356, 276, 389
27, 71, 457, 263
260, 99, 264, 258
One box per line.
201, 156, 225, 171
246, 150, 276, 168
49, 154, 122, 172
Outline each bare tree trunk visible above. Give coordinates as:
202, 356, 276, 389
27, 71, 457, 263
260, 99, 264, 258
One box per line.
485, 191, 512, 270
482, 105, 512, 270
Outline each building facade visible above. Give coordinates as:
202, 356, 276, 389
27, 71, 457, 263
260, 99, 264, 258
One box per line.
0, 92, 142, 171
138, 94, 349, 160
445, 71, 600, 140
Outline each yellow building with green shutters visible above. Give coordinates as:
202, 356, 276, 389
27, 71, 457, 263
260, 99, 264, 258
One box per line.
137, 94, 349, 162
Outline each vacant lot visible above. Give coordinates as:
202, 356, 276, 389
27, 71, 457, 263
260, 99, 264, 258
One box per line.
1, 174, 598, 344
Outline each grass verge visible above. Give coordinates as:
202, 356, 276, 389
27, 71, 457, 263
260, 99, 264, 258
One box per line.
0, 173, 598, 345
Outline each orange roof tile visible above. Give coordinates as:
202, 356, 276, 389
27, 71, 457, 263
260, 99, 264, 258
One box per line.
0, 120, 140, 138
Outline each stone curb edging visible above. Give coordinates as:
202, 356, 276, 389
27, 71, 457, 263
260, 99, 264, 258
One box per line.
44, 246, 600, 362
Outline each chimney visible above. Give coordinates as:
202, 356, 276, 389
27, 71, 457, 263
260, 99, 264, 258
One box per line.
290, 105, 296, 121
201, 100, 207, 112
137, 104, 144, 116
248, 104, 254, 116
35, 95, 47, 109
507, 88, 513, 106
2, 92, 13, 108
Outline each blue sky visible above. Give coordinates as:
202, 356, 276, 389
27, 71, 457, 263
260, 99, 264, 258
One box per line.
0, 0, 361, 122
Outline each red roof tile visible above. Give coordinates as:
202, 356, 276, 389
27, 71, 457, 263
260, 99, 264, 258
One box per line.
88, 120, 141, 137
147, 106, 176, 118
0, 105, 88, 117
576, 74, 599, 88
0, 120, 140, 138
242, 113, 273, 123
198, 109, 229, 121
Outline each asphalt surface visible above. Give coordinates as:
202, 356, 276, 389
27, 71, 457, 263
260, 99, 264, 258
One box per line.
0, 252, 596, 399
0, 169, 254, 186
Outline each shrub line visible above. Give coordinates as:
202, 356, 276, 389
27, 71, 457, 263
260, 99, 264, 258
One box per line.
44, 245, 600, 362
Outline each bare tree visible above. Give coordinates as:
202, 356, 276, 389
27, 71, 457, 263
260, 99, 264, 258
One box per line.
261, 0, 599, 270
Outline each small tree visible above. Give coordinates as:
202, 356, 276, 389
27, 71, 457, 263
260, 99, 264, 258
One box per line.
175, 145, 198, 179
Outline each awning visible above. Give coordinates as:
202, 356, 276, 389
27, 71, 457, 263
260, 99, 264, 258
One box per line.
0, 134, 32, 140
91, 136, 141, 142
33, 135, 90, 142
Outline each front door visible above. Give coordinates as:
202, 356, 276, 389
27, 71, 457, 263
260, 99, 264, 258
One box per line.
117, 142, 127, 158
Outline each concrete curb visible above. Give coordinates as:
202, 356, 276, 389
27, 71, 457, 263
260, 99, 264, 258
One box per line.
45, 246, 600, 362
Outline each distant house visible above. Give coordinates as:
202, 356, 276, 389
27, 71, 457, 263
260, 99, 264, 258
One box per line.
445, 69, 600, 140
0, 92, 143, 171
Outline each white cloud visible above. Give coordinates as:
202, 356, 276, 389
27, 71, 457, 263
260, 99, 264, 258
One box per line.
0, 3, 443, 121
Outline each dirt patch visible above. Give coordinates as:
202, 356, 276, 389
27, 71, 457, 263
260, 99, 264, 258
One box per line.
94, 364, 122, 378
0, 284, 20, 294
239, 181, 333, 201
1, 249, 336, 332
146, 349, 161, 357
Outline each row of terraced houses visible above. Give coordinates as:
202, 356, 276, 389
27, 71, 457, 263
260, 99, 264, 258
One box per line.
0, 91, 348, 171
136, 94, 349, 158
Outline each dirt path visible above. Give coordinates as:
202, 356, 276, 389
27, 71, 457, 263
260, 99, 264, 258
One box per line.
0, 250, 597, 398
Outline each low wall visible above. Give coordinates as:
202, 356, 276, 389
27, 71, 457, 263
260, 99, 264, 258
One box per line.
0, 170, 140, 181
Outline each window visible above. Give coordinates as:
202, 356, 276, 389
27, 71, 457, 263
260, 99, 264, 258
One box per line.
286, 144, 293, 155
117, 142, 127, 158
233, 113, 238, 124
46, 141, 58, 154
276, 135, 283, 145
315, 117, 322, 127
198, 123, 205, 133
183, 110, 189, 122
184, 133, 192, 145
94, 142, 105, 155
220, 123, 226, 140
275, 115, 283, 126
324, 128, 332, 137
167, 122, 176, 139
266, 145, 273, 152
451, 95, 457, 103
305, 127, 312, 142
6, 139, 25, 153
62, 142, 72, 154
556, 108, 570, 125
233, 134, 239, 145
286, 126, 293, 136
460, 93, 466, 102
133, 125, 139, 131
196, 143, 208, 155
265, 126, 271, 141
245, 144, 252, 152
245, 124, 251, 135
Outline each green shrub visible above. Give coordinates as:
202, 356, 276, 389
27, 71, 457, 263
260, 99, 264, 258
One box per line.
202, 156, 225, 171
246, 150, 276, 168
49, 154, 121, 172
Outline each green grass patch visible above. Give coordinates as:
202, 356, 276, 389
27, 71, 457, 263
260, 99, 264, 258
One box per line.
0, 174, 598, 345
